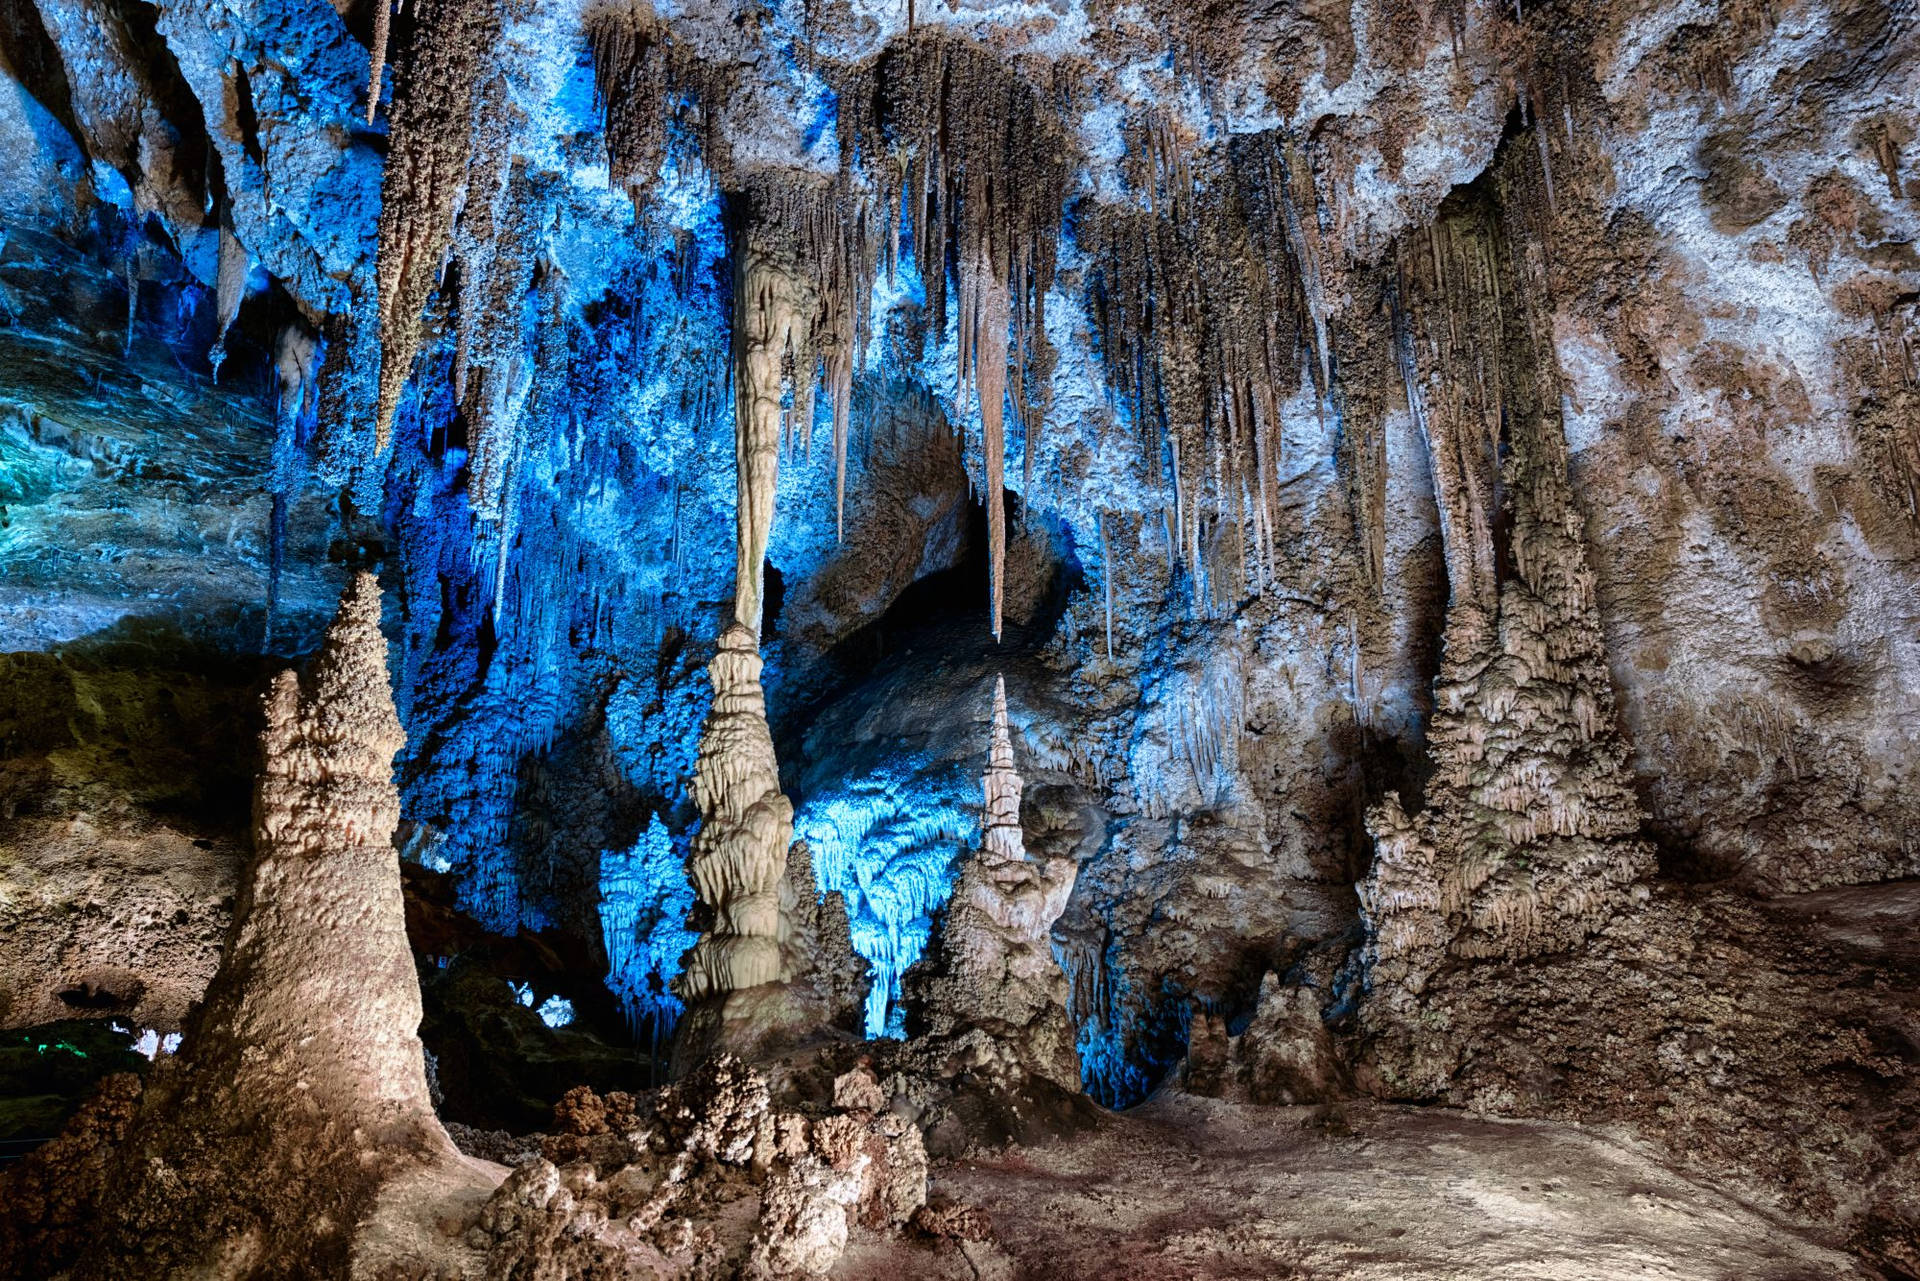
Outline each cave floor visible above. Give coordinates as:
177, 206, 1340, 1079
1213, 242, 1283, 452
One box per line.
838, 1094, 1865, 1280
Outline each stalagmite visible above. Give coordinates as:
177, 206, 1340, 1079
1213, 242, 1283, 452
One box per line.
77, 573, 494, 1276
1359, 176, 1651, 1011
911, 676, 1081, 1091
678, 622, 792, 1002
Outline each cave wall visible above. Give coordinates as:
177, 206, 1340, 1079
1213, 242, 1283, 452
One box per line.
0, 0, 1913, 1102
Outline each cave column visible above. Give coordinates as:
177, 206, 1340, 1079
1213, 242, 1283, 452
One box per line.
677, 212, 814, 1024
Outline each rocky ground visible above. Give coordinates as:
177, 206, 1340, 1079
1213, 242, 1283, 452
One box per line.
840, 1095, 1874, 1281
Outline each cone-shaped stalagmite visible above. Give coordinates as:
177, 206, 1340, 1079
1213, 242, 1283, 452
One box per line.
79, 573, 492, 1277
913, 676, 1081, 1091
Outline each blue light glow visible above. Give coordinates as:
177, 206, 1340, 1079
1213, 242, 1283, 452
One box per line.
796, 760, 977, 1037
598, 814, 699, 1044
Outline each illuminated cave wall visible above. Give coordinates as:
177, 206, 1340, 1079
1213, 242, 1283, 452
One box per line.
2, 0, 1915, 1109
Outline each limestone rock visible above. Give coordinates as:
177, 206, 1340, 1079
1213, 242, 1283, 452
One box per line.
68, 573, 496, 1278
912, 677, 1081, 1092
679, 623, 794, 1004
472, 1055, 926, 1280
1181, 973, 1347, 1107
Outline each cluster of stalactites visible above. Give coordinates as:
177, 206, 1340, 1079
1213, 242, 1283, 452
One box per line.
371, 0, 505, 456
1359, 171, 1650, 1009
589, 0, 736, 204
835, 34, 1069, 639
1083, 129, 1330, 613
677, 623, 794, 1002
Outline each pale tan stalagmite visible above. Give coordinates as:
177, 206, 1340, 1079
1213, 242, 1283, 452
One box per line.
678, 621, 793, 1000
78, 572, 497, 1278
914, 676, 1081, 1091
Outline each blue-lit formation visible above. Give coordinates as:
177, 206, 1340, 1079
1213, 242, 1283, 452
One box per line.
796, 760, 978, 1037
0, 0, 1219, 1104
598, 815, 700, 1046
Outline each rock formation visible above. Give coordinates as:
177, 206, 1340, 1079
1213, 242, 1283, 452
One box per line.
4, 0, 1920, 1271
69, 573, 495, 1277
672, 208, 815, 1065
1181, 971, 1347, 1107
912, 676, 1080, 1091
674, 623, 797, 1045
1357, 178, 1654, 1010
472, 1055, 925, 1279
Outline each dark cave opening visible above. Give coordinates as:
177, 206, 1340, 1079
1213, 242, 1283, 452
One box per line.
769, 486, 1081, 773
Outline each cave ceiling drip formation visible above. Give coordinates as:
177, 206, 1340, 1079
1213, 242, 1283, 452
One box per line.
0, 0, 1918, 1274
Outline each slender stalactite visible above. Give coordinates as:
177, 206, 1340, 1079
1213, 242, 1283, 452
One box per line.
207, 224, 246, 382
364, 0, 390, 124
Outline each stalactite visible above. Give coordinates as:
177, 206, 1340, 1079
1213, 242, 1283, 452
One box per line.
970, 249, 1011, 640
364, 0, 390, 124
264, 324, 313, 652
453, 130, 545, 521
207, 224, 246, 383
731, 206, 816, 635
372, 0, 503, 452
1100, 510, 1115, 660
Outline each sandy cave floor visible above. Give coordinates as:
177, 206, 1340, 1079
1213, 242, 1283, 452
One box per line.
839, 1095, 1866, 1280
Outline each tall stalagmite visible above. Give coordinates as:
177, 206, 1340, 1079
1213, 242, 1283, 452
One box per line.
79, 573, 491, 1277
1358, 177, 1651, 1010
913, 676, 1080, 1090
